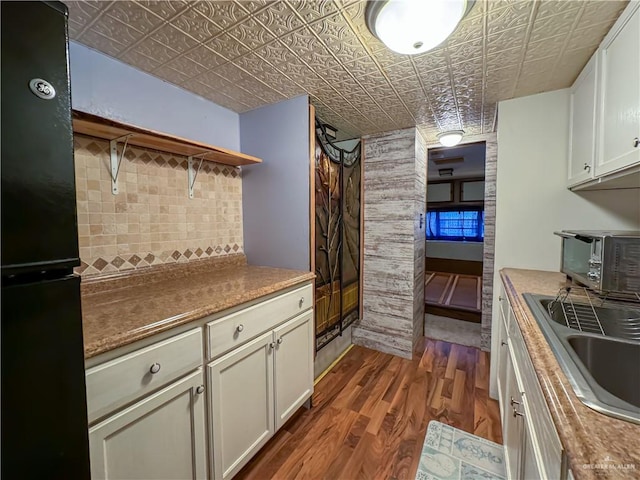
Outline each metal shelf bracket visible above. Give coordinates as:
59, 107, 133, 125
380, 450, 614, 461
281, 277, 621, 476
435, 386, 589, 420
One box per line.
109, 134, 133, 194
188, 152, 210, 199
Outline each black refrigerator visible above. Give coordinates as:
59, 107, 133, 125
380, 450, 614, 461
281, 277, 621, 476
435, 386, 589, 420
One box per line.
1, 1, 91, 478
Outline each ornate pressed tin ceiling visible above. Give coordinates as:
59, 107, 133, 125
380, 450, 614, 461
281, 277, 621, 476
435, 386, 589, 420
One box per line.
65, 0, 627, 141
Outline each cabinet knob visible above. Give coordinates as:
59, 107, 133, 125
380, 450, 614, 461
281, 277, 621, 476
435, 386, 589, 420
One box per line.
236, 324, 244, 333
583, 163, 591, 172
498, 296, 503, 301
634, 137, 639, 148
269, 342, 276, 349
196, 385, 205, 395
299, 297, 305, 308
501, 340, 507, 346
149, 363, 161, 374
277, 337, 283, 345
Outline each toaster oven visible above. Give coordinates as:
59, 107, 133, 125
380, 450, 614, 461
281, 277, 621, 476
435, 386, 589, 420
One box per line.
554, 230, 640, 295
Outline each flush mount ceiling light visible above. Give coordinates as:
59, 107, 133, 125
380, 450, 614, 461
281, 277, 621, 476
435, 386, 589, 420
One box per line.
365, 0, 475, 55
437, 130, 464, 147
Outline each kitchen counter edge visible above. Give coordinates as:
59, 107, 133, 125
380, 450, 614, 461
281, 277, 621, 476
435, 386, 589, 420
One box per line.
82, 266, 315, 360
500, 268, 640, 480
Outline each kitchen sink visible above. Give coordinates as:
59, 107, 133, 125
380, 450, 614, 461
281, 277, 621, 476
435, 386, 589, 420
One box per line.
567, 335, 640, 409
524, 292, 640, 424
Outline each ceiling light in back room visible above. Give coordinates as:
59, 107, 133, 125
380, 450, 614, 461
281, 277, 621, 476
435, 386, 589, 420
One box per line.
366, 0, 475, 55
437, 130, 464, 147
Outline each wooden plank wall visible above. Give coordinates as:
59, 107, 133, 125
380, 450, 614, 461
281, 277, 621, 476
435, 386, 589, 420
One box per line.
353, 128, 424, 359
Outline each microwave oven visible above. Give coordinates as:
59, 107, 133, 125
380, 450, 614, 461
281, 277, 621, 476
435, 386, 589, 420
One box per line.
554, 230, 640, 295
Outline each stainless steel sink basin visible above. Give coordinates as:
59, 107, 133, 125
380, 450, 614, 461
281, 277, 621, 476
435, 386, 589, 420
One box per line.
524, 292, 640, 424
567, 335, 640, 409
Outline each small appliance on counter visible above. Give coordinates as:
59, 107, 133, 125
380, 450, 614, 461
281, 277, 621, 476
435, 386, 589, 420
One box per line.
554, 230, 640, 297
1, 1, 90, 478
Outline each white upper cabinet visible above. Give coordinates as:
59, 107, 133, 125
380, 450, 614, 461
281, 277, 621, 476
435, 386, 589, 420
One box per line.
568, 1, 640, 190
568, 53, 598, 187
597, 3, 640, 177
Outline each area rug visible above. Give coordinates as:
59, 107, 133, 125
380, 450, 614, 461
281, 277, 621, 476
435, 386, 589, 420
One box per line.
416, 421, 506, 480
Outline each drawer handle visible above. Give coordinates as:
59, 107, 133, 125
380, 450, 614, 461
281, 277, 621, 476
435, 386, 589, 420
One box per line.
583, 163, 591, 172
236, 324, 244, 333
277, 337, 283, 345
149, 363, 161, 375
196, 385, 205, 395
513, 408, 524, 418
299, 297, 304, 308
510, 396, 521, 407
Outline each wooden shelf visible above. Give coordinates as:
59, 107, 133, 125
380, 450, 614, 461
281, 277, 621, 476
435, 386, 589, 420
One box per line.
72, 110, 262, 167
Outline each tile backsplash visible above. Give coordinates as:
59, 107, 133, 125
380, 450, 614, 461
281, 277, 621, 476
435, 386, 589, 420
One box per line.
74, 135, 243, 276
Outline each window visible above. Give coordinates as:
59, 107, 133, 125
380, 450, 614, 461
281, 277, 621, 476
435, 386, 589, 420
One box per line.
426, 208, 484, 242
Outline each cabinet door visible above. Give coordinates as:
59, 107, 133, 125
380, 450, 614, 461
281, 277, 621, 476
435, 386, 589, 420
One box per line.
568, 52, 598, 187
89, 369, 207, 480
502, 354, 523, 480
208, 331, 274, 480
521, 422, 543, 480
496, 310, 509, 425
597, 3, 640, 176
274, 311, 314, 430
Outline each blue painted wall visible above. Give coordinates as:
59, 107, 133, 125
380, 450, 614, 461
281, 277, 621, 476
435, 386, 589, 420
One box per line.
240, 95, 311, 271
68, 42, 240, 151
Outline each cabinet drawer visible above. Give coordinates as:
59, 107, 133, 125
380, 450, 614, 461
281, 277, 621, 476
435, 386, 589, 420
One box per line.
207, 283, 312, 360
86, 328, 203, 424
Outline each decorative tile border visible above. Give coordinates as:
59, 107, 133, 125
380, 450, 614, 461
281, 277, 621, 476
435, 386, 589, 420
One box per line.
75, 244, 243, 277
74, 135, 244, 278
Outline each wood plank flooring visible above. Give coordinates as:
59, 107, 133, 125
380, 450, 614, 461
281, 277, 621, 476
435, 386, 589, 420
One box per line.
235, 338, 502, 480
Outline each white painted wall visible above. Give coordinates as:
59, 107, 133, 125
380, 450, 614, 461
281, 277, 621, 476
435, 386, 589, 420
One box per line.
494, 89, 639, 273
69, 42, 240, 151
489, 88, 640, 397
240, 95, 311, 271
426, 241, 484, 261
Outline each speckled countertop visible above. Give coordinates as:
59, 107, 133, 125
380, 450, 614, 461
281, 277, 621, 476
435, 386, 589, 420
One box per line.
501, 268, 640, 479
81, 255, 315, 359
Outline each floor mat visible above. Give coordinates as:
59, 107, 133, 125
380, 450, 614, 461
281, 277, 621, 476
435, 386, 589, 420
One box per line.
416, 421, 506, 480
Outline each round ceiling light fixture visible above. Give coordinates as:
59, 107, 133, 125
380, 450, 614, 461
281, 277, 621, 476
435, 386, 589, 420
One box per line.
365, 0, 475, 55
437, 130, 464, 147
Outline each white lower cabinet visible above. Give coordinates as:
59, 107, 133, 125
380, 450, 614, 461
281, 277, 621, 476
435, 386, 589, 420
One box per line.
502, 353, 523, 480
208, 332, 275, 480
208, 311, 314, 480
86, 282, 314, 480
497, 279, 566, 480
89, 369, 207, 480
274, 311, 314, 429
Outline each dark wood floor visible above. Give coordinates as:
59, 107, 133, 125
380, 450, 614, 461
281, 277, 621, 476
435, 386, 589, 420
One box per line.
235, 338, 502, 480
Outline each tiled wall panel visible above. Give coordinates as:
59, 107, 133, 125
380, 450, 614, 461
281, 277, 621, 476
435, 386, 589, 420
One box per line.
353, 128, 425, 359
74, 135, 243, 276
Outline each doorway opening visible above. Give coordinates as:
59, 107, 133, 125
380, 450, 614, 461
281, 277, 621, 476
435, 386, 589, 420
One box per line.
424, 141, 487, 348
